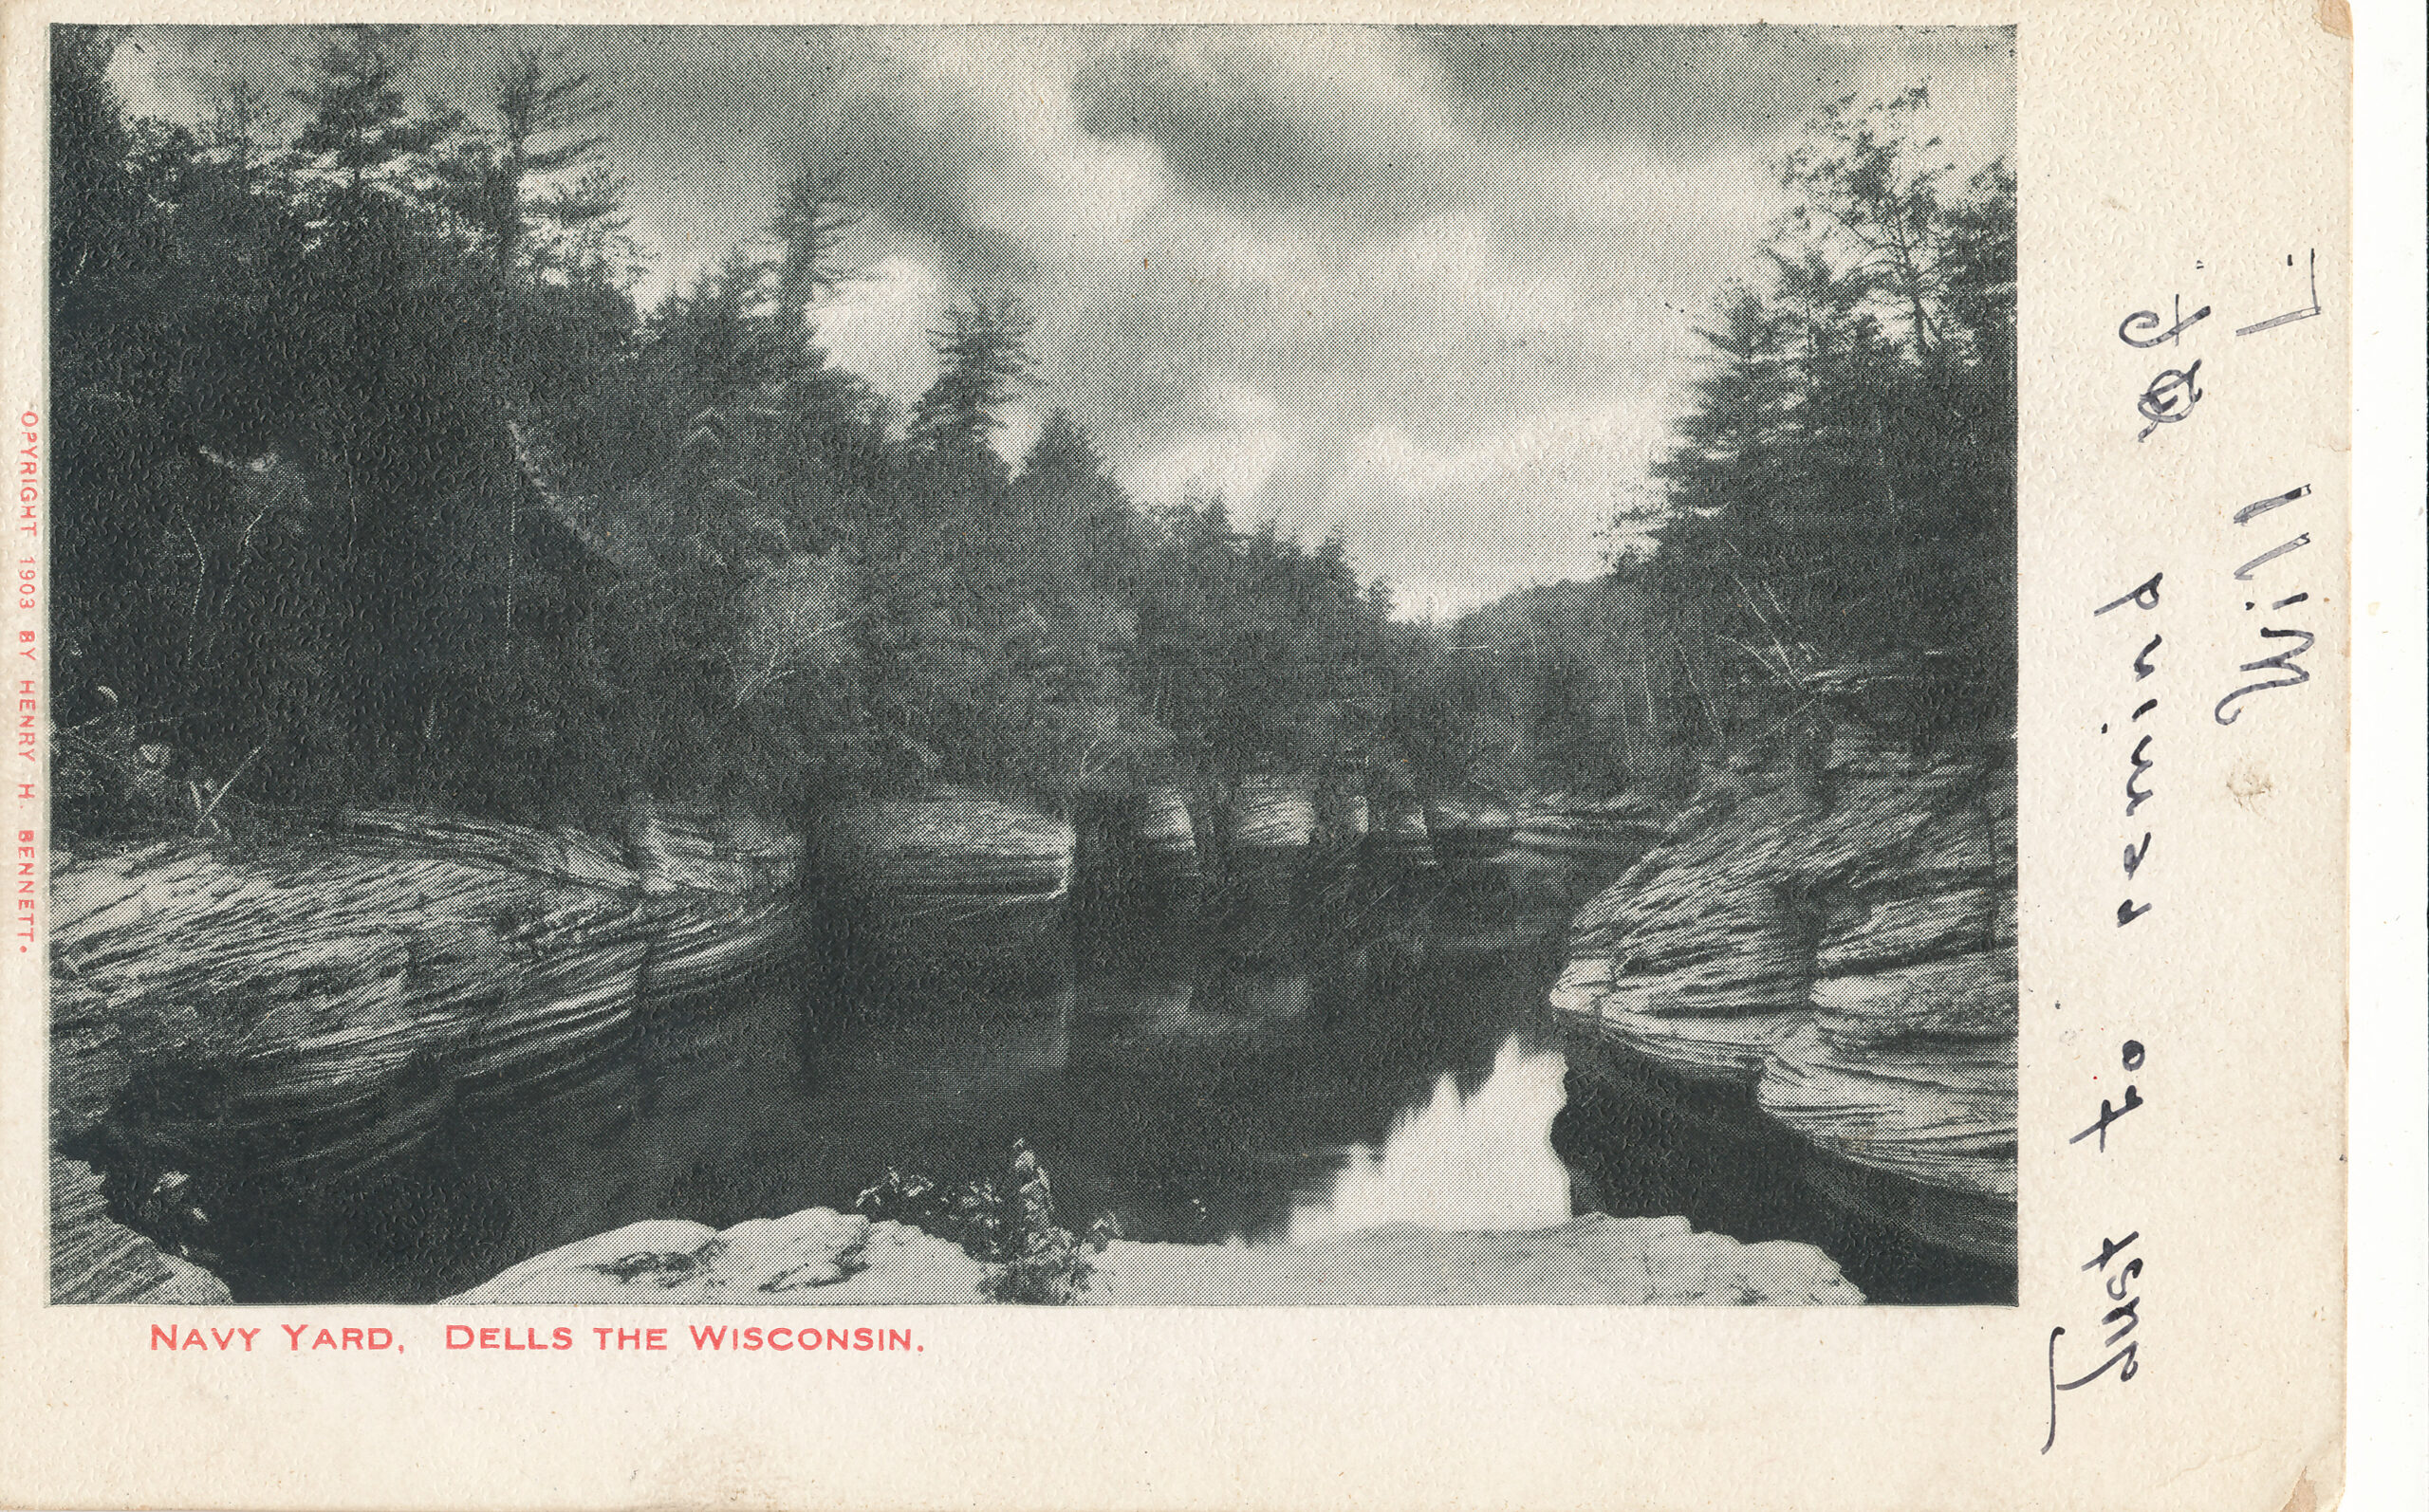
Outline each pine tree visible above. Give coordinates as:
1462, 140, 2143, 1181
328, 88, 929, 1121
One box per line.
1639, 90, 2016, 737
424, 44, 619, 277
906, 294, 1038, 461
768, 165, 860, 347
287, 26, 457, 224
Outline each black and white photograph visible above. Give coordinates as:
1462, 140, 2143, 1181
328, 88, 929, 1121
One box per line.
46, 22, 2019, 1309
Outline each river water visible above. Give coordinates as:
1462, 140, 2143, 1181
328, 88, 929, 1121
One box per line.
204, 856, 2002, 1305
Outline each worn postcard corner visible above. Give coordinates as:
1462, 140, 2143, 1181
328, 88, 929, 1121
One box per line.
0, 1, 2352, 1509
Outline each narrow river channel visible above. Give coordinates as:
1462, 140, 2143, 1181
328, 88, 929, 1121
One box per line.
197, 857, 2002, 1306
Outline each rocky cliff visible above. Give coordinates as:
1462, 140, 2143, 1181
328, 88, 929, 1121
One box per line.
1548, 728, 2016, 1264
1131, 786, 1201, 880
806, 793, 1075, 982
1221, 775, 1318, 857
1512, 792, 1674, 872
49, 805, 803, 1301
1425, 794, 1518, 862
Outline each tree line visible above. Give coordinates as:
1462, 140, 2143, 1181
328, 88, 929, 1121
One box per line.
1642, 87, 2016, 743
50, 28, 2013, 839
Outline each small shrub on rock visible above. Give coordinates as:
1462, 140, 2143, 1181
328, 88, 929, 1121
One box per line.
854, 1139, 1109, 1304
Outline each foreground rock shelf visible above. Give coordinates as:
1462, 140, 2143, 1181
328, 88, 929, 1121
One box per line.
1548, 723, 2017, 1265
446, 1207, 1865, 1306
49, 1155, 231, 1304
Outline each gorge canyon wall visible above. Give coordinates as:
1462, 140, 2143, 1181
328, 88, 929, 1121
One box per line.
1548, 726, 2017, 1267
48, 805, 805, 1300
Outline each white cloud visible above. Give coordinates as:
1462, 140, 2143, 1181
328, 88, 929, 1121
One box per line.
992, 400, 1046, 470
1203, 380, 1280, 428
811, 253, 949, 412
1321, 395, 1681, 616
906, 33, 1176, 268
1122, 425, 1292, 509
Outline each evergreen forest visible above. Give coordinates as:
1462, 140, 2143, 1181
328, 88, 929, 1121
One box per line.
49, 28, 2015, 839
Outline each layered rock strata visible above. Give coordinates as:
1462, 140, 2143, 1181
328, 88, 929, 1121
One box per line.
1314, 783, 1370, 846
49, 805, 803, 1300
807, 793, 1075, 975
1513, 793, 1674, 872
1363, 793, 1438, 869
1132, 786, 1201, 881
448, 1206, 1864, 1306
1548, 731, 2016, 1263
1223, 776, 1317, 857
1075, 785, 1201, 898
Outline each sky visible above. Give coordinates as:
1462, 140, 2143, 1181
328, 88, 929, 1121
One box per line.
111, 25, 2013, 618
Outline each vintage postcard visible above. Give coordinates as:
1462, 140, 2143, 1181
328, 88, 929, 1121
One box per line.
0, 2, 2357, 1508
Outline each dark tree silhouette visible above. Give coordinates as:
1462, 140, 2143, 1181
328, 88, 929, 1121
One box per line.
907, 294, 1038, 461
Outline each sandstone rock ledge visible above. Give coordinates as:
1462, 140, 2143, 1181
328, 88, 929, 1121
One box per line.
806, 793, 1075, 977
1548, 721, 2016, 1266
50, 805, 803, 1301
448, 1209, 985, 1305
446, 1208, 1864, 1306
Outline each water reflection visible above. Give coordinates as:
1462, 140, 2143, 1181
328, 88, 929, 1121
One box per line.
194, 847, 1823, 1303
1192, 968, 1312, 1024
1285, 1033, 1571, 1243
166, 838, 2023, 1304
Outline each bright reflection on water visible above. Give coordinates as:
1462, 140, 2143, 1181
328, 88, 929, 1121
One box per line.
1284, 1033, 1572, 1243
